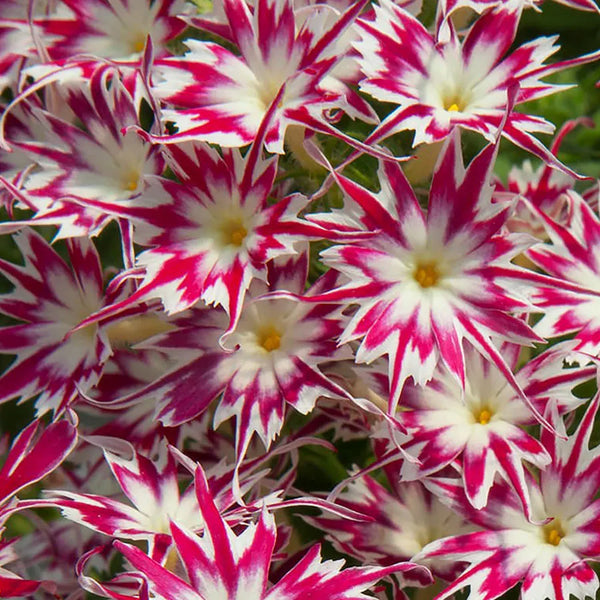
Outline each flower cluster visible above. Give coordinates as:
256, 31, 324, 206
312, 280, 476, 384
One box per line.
0, 0, 599, 599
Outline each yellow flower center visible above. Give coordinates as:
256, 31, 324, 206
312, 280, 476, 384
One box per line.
258, 327, 282, 352
132, 34, 148, 53
443, 94, 466, 113
123, 170, 140, 192
477, 408, 492, 425
413, 262, 440, 288
543, 519, 565, 546
220, 219, 248, 247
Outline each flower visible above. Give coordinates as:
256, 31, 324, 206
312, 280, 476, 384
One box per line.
416, 393, 600, 600
0, 417, 78, 597
71, 138, 329, 334
42, 0, 188, 61
526, 192, 600, 355
437, 0, 600, 25
105, 255, 351, 467
0, 66, 165, 239
0, 228, 111, 415
151, 0, 377, 152
0, 540, 49, 599
307, 474, 471, 581
112, 464, 431, 600
0, 418, 77, 518
398, 342, 592, 516
44, 438, 280, 564
354, 0, 600, 174
495, 118, 591, 239
308, 132, 547, 417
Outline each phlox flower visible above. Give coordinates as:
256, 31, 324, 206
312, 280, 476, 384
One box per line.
308, 474, 472, 581
437, 0, 600, 24
81, 345, 193, 452
526, 192, 600, 355
354, 0, 600, 174
41, 0, 188, 62
44, 438, 281, 563
0, 99, 53, 200
151, 0, 377, 152
75, 307, 208, 454
0, 0, 189, 118
398, 342, 592, 516
494, 119, 593, 242
73, 135, 331, 333
307, 132, 549, 416
106, 254, 351, 465
0, 418, 77, 597
0, 418, 77, 520
8, 519, 105, 599
0, 22, 52, 92
416, 394, 600, 600
0, 1, 81, 90
111, 464, 431, 600
0, 541, 49, 599
0, 228, 112, 415
0, 66, 165, 239
499, 159, 572, 238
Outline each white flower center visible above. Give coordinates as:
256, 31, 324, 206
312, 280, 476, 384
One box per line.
419, 45, 484, 115
257, 78, 286, 112
228, 299, 298, 360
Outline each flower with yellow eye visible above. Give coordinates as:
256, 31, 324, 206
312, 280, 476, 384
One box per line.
417, 395, 600, 600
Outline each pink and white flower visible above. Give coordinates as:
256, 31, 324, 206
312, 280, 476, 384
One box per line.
0, 228, 111, 415
496, 118, 592, 239
44, 438, 272, 563
436, 0, 600, 27
72, 138, 330, 333
1, 66, 165, 239
0, 540, 50, 599
105, 255, 351, 464
308, 474, 472, 581
354, 0, 600, 174
0, 417, 78, 596
308, 132, 549, 416
398, 342, 592, 515
417, 393, 600, 600
8, 519, 105, 599
42, 0, 188, 62
112, 464, 431, 600
151, 0, 377, 152
526, 192, 600, 354
0, 418, 77, 517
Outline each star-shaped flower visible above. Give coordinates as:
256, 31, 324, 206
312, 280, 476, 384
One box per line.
113, 464, 431, 600
354, 0, 600, 175
151, 0, 377, 153
308, 132, 551, 418
417, 393, 600, 600
0, 228, 112, 415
